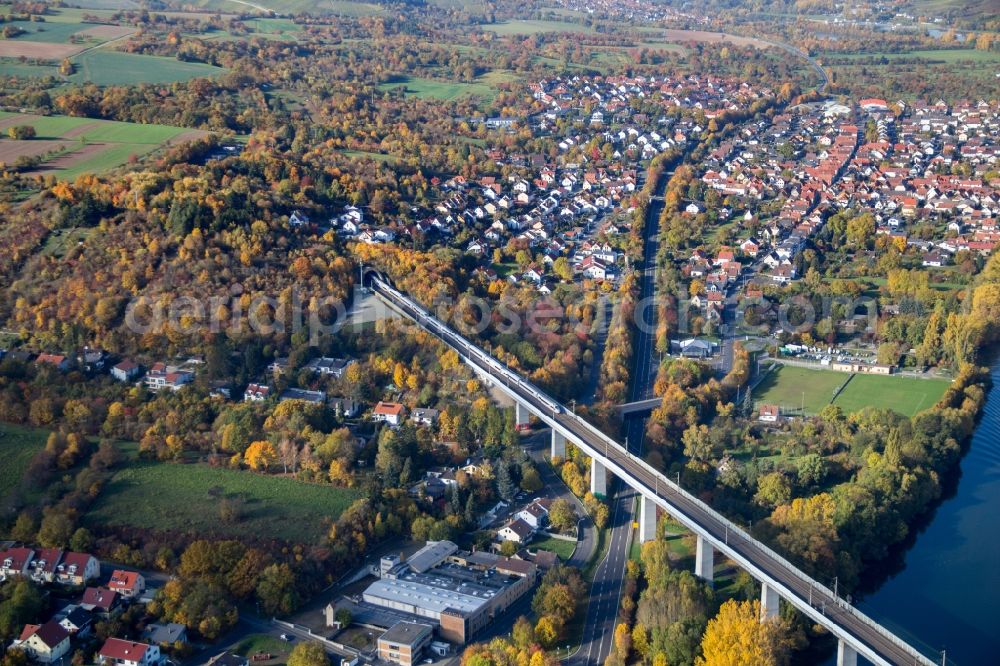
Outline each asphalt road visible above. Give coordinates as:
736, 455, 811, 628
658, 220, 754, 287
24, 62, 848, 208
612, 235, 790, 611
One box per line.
522, 430, 597, 570
568, 171, 668, 666
567, 486, 634, 666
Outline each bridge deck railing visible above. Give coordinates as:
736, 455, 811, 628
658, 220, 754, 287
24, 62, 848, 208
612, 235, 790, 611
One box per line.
371, 279, 934, 666
560, 402, 934, 665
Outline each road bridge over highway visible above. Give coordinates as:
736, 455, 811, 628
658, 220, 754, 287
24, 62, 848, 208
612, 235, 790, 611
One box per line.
366, 271, 936, 666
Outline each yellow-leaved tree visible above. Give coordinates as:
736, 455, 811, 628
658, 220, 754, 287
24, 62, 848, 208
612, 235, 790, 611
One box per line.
244, 440, 276, 471
697, 599, 789, 666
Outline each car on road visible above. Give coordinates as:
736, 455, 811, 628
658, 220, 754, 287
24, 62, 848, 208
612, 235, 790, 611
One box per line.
279, 634, 293, 642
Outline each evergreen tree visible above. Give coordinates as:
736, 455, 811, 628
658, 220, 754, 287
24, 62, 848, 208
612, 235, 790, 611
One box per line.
497, 461, 516, 501
464, 493, 476, 525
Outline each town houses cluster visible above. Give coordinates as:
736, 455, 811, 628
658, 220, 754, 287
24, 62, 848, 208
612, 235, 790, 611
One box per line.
327, 75, 773, 293
1, 545, 174, 666
685, 98, 999, 300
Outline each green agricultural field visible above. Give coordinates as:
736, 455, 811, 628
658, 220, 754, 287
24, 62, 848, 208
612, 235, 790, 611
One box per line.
0, 113, 194, 144
183, 0, 386, 15
0, 60, 60, 79
69, 51, 224, 85
486, 19, 596, 35
531, 536, 576, 561
378, 74, 509, 101
5, 21, 96, 43
823, 48, 1000, 64
833, 374, 950, 417
0, 111, 206, 179
753, 365, 849, 415
86, 461, 361, 544
0, 424, 48, 503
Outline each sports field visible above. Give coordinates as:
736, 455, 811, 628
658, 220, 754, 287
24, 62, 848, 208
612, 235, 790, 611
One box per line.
86, 460, 361, 544
0, 111, 208, 179
754, 364, 949, 416
753, 365, 849, 415
832, 373, 950, 417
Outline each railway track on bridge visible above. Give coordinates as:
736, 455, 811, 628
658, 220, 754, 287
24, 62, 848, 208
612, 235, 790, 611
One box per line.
368, 272, 936, 666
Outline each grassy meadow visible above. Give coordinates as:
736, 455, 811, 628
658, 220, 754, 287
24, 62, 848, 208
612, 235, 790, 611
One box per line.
0, 424, 48, 503
86, 460, 361, 544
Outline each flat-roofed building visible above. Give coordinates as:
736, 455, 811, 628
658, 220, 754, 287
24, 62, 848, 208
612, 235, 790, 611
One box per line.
362, 541, 535, 644
377, 622, 433, 666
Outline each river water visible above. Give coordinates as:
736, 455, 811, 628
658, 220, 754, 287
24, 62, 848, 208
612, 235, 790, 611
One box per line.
849, 356, 1000, 664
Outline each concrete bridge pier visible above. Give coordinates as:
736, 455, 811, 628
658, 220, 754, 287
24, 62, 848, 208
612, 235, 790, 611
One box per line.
639, 495, 657, 543
551, 430, 566, 460
837, 641, 858, 666
761, 582, 780, 621
515, 402, 532, 429
695, 534, 714, 583
590, 457, 607, 498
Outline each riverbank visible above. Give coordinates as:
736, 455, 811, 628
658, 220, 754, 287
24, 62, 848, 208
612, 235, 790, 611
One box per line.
850, 352, 1000, 665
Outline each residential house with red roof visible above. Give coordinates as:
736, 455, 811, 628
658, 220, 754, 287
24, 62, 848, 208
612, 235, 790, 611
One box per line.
16, 620, 71, 663
36, 353, 71, 372
107, 570, 145, 599
111, 360, 141, 382
81, 587, 121, 615
372, 401, 406, 426
28, 548, 63, 584
99, 638, 161, 666
0, 547, 34, 579
56, 551, 100, 586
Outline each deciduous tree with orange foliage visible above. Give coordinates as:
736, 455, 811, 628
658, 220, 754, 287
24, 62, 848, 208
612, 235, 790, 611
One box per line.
696, 600, 792, 666
244, 440, 277, 471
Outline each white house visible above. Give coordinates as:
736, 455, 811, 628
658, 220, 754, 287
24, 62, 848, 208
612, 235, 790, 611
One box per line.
108, 570, 145, 599
16, 621, 71, 664
243, 383, 271, 402
111, 360, 141, 382
497, 518, 535, 544
372, 401, 406, 426
759, 404, 780, 423
55, 551, 100, 586
515, 499, 551, 530
305, 357, 355, 378
143, 363, 194, 392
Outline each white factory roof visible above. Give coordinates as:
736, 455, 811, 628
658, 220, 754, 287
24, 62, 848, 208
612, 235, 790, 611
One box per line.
363, 577, 492, 616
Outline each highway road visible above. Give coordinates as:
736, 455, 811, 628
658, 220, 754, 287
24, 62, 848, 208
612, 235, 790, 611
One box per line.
544, 399, 932, 666
370, 276, 936, 666
569, 171, 670, 665
568, 487, 634, 666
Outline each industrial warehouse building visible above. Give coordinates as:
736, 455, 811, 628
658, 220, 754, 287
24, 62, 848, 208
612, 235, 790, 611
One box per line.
361, 541, 536, 644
